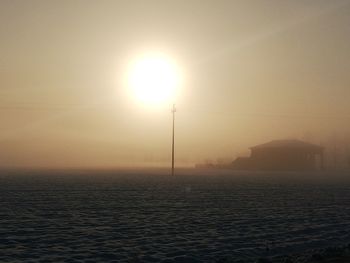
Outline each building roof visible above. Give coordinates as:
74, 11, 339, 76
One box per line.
250, 140, 323, 151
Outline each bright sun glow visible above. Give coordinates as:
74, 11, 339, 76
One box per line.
127, 53, 181, 107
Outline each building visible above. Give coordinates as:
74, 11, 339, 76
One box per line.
232, 140, 324, 171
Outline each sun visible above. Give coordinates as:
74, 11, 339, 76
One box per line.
127, 53, 181, 107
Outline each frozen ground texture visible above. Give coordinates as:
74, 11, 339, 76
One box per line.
1, 169, 350, 262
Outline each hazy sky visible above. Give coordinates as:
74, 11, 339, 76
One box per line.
1, 0, 350, 168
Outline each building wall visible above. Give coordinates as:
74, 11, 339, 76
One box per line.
250, 148, 318, 170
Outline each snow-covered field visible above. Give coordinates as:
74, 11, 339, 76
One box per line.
1, 169, 350, 262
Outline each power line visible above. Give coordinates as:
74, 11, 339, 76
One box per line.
183, 108, 350, 120
0, 104, 106, 111
0, 104, 349, 120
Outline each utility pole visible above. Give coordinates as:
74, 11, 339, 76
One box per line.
171, 104, 176, 176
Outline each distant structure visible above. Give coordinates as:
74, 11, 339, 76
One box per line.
232, 140, 324, 171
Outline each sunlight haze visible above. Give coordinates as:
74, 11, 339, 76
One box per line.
1, 0, 350, 168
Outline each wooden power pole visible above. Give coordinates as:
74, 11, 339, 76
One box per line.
171, 104, 176, 176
